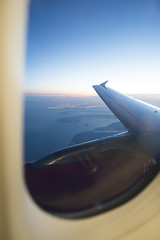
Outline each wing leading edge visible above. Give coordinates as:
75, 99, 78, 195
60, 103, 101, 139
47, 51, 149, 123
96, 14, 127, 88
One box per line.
93, 83, 160, 162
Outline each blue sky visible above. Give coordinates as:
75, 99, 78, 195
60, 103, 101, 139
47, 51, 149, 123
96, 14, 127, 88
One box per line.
25, 0, 160, 95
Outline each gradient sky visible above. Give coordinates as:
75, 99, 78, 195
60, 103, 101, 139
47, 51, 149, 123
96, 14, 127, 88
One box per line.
24, 0, 160, 95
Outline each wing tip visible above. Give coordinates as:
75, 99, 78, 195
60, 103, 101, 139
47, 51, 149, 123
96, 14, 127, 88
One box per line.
100, 80, 108, 88
92, 80, 109, 89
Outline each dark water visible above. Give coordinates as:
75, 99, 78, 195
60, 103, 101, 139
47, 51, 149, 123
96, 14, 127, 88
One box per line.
24, 94, 160, 163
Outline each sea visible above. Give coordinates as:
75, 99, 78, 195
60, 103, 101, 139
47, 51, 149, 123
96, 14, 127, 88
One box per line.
24, 94, 160, 163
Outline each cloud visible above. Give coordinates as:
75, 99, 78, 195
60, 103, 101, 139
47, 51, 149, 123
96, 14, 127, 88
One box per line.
48, 104, 103, 109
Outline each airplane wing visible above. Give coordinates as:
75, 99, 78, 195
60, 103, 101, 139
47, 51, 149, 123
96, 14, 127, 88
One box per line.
93, 82, 160, 162
25, 82, 160, 219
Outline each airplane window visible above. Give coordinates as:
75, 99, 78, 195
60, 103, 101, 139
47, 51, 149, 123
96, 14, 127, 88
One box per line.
24, 0, 160, 218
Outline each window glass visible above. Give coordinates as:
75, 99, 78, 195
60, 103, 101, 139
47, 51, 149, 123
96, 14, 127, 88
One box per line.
24, 0, 160, 218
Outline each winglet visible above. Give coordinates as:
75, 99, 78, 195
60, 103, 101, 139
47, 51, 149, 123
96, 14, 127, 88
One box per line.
100, 80, 108, 88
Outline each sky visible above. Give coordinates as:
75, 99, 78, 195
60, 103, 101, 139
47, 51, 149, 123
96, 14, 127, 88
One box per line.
24, 0, 160, 95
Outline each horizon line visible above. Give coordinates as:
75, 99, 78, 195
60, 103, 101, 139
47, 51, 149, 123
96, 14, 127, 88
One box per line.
24, 91, 97, 97
24, 90, 160, 97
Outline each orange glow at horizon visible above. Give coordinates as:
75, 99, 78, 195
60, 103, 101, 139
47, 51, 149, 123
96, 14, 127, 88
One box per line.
24, 90, 96, 97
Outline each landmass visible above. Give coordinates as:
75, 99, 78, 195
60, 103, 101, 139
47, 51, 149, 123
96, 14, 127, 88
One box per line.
69, 121, 127, 145
56, 113, 115, 123
95, 121, 126, 132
